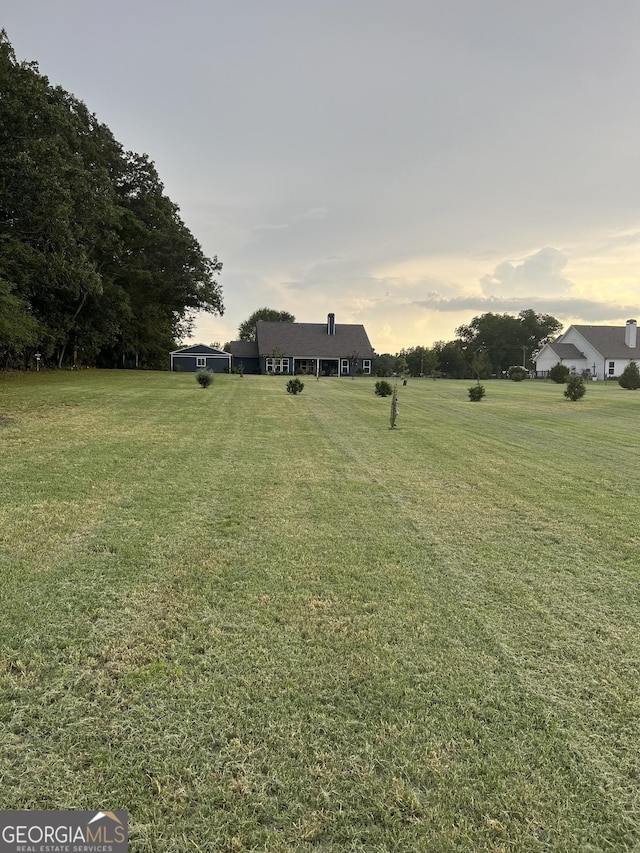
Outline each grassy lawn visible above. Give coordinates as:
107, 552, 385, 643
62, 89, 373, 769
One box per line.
1, 371, 639, 851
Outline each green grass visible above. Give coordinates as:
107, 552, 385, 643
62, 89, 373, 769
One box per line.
1, 371, 639, 851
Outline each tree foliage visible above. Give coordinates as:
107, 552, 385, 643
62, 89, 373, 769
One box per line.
238, 308, 295, 342
456, 310, 561, 374
0, 31, 223, 369
549, 363, 570, 383
564, 375, 586, 401
618, 361, 640, 390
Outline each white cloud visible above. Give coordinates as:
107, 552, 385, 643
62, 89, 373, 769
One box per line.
480, 248, 573, 298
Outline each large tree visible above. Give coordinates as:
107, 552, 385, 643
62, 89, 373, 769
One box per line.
0, 31, 223, 369
456, 310, 561, 374
237, 308, 295, 342
397, 346, 439, 377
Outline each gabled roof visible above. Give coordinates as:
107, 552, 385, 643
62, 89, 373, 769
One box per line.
171, 344, 229, 356
571, 325, 640, 359
255, 321, 374, 358
228, 340, 259, 358
546, 342, 586, 360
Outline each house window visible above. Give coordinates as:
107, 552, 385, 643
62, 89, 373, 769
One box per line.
362, 359, 371, 375
341, 359, 349, 374
196, 357, 206, 368
608, 361, 615, 376
266, 357, 289, 374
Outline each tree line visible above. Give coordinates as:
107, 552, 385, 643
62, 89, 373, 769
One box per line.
0, 31, 223, 370
375, 310, 562, 378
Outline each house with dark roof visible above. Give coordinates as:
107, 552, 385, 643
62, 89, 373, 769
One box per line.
534, 319, 640, 379
170, 343, 231, 373
228, 313, 375, 376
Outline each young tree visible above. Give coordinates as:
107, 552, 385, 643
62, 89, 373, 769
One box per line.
564, 375, 586, 401
238, 308, 295, 341
618, 361, 640, 389
549, 363, 570, 383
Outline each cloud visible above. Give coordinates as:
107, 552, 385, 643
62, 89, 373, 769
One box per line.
480, 247, 573, 297
413, 293, 639, 323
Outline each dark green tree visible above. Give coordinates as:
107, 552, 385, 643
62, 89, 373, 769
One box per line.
374, 353, 395, 376
456, 310, 561, 374
564, 375, 586, 401
0, 279, 39, 368
399, 346, 439, 377
0, 30, 224, 369
549, 362, 570, 383
618, 361, 640, 390
432, 339, 467, 378
238, 308, 295, 342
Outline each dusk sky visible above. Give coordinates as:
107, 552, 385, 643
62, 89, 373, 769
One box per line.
4, 1, 639, 353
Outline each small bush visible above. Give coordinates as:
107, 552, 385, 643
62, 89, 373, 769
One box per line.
195, 369, 213, 388
375, 380, 393, 397
509, 366, 527, 382
468, 384, 486, 402
549, 362, 570, 384
564, 375, 585, 401
618, 361, 640, 390
286, 377, 304, 395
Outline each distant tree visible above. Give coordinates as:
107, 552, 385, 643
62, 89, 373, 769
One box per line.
394, 355, 409, 376
238, 308, 295, 342
399, 346, 439, 377
374, 353, 395, 376
433, 339, 467, 379
618, 361, 640, 390
471, 349, 493, 380
456, 310, 561, 374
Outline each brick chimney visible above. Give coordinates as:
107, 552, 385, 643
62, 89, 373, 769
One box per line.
327, 313, 335, 335
625, 319, 637, 348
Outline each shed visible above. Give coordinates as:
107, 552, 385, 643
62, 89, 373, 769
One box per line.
170, 344, 231, 373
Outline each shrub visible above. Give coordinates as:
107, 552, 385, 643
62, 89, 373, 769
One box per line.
286, 377, 304, 395
618, 361, 640, 390
195, 369, 213, 388
509, 366, 527, 382
375, 380, 393, 397
468, 384, 485, 402
549, 362, 570, 384
564, 375, 585, 401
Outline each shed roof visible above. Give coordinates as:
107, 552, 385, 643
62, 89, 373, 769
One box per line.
171, 344, 229, 356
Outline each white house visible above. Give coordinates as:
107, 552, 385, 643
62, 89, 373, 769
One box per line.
534, 319, 640, 380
